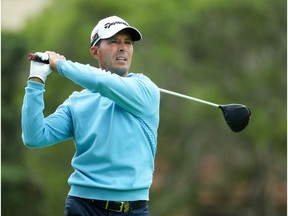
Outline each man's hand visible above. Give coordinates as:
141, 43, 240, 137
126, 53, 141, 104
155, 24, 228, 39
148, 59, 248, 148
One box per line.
46, 51, 66, 73
29, 52, 52, 83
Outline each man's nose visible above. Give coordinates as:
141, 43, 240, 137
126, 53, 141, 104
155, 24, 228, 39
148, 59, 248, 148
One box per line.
118, 42, 126, 52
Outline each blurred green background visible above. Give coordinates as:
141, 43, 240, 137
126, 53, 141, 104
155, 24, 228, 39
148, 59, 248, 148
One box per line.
2, 0, 286, 215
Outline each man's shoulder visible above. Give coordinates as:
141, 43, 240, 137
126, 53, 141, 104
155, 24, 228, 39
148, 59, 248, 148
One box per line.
129, 73, 158, 90
128, 73, 155, 84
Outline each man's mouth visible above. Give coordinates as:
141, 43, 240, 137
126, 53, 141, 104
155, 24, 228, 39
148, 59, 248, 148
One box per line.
116, 57, 127, 61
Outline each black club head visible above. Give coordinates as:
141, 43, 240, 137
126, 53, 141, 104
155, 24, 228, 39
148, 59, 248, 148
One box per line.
219, 104, 251, 132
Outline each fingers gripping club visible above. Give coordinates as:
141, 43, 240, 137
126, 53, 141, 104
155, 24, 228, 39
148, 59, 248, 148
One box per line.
28, 53, 49, 64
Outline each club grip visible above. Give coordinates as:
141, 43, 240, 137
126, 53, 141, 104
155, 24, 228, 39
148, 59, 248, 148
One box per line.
28, 53, 49, 64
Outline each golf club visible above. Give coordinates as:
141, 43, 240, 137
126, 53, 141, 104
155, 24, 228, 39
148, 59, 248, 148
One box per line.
28, 53, 49, 64
159, 88, 251, 132
28, 53, 251, 132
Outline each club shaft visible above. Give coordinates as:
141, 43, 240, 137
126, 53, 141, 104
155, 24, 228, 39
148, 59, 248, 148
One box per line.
159, 88, 219, 107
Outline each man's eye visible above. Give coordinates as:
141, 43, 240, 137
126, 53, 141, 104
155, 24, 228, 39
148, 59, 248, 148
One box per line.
125, 41, 133, 45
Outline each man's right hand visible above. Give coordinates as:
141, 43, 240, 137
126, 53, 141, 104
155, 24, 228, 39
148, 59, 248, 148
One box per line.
29, 52, 52, 83
46, 51, 66, 73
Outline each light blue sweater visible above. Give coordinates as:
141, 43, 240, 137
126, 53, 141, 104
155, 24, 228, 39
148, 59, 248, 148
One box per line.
22, 60, 160, 201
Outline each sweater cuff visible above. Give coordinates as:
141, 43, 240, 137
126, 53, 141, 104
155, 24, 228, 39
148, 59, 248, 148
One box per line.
57, 60, 66, 76
27, 80, 45, 90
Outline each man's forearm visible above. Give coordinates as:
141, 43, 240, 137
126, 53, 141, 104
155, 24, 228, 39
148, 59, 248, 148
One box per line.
22, 81, 46, 147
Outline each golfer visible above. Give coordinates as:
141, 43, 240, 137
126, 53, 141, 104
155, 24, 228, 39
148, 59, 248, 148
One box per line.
22, 16, 160, 215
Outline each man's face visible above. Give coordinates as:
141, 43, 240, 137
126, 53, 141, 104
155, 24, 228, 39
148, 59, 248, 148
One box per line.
92, 30, 134, 76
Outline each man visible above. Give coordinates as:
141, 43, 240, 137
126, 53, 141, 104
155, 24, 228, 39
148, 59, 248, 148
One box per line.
22, 16, 160, 216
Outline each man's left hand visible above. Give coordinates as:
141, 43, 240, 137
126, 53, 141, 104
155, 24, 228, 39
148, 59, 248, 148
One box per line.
46, 51, 66, 73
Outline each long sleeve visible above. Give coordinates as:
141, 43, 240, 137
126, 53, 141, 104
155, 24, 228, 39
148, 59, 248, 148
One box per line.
21, 80, 73, 148
57, 60, 160, 116
21, 63, 161, 201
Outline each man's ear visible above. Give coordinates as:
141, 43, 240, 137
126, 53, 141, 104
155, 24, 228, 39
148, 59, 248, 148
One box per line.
89, 46, 99, 60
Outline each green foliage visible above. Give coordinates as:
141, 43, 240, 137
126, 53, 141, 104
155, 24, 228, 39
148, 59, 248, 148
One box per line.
1, 31, 45, 216
2, 0, 286, 215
